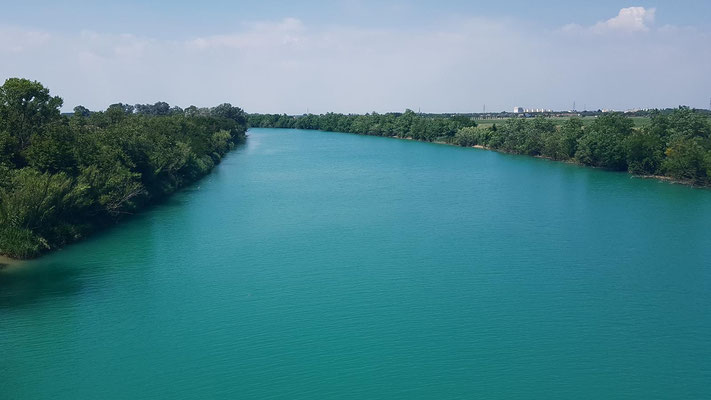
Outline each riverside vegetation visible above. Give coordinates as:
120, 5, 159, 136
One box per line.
3, 77, 709, 259
249, 109, 711, 186
0, 78, 247, 259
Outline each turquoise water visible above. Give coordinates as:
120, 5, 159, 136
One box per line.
2, 128, 711, 399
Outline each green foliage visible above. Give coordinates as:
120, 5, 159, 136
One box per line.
542, 117, 583, 160
249, 110, 476, 142
454, 127, 487, 147
522, 117, 554, 156
73, 105, 91, 118
653, 107, 711, 184
0, 129, 17, 166
0, 78, 247, 258
0, 169, 76, 257
662, 138, 709, 184
24, 120, 78, 173
664, 107, 711, 140
575, 113, 633, 170
0, 78, 63, 155
624, 132, 664, 175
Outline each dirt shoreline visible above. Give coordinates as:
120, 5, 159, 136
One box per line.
0, 254, 22, 271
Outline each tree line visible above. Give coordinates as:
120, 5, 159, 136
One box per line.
0, 78, 247, 259
249, 108, 711, 186
249, 110, 478, 142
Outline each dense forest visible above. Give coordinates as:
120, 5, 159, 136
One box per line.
0, 78, 247, 259
249, 109, 711, 186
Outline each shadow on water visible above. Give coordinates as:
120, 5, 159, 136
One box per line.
0, 262, 83, 309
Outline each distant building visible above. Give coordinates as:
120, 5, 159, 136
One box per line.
513, 107, 524, 113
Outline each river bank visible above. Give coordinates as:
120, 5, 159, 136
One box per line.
467, 142, 704, 188
369, 133, 706, 189
0, 79, 249, 260
249, 109, 711, 189
389, 136, 708, 189
0, 254, 21, 271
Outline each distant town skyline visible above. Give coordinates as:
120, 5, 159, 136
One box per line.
1, 1, 710, 113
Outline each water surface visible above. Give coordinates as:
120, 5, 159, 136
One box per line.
2, 128, 711, 399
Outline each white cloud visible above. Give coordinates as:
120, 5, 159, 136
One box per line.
563, 7, 657, 34
593, 7, 656, 33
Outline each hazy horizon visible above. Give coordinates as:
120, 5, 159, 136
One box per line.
1, 1, 710, 113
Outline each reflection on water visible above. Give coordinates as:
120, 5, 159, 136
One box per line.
0, 262, 83, 309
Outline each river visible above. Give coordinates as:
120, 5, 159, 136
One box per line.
2, 128, 711, 399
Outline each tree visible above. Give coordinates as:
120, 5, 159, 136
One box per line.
135, 102, 169, 116
169, 106, 184, 116
0, 78, 63, 152
106, 104, 131, 124
625, 131, 664, 175
558, 117, 584, 160
185, 105, 199, 117
73, 105, 91, 117
211, 103, 247, 125
521, 117, 554, 156
0, 130, 17, 167
575, 113, 633, 170
24, 120, 78, 174
0, 169, 76, 258
662, 137, 708, 183
108, 103, 135, 115
542, 117, 583, 160
666, 106, 711, 141
0, 78, 249, 258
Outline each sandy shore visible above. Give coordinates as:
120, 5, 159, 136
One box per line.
0, 255, 22, 272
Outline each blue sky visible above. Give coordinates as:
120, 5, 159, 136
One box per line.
1, 1, 710, 113
5, 1, 711, 34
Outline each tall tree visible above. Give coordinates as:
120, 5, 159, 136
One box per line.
0, 78, 63, 153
